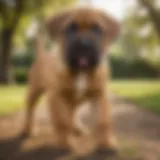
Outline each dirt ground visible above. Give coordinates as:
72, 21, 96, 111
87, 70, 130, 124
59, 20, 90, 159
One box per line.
0, 94, 160, 160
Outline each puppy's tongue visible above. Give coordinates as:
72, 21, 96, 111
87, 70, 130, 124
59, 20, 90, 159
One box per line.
78, 57, 88, 68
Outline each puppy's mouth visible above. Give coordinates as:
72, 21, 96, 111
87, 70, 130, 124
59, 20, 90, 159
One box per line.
66, 51, 99, 71
78, 57, 89, 68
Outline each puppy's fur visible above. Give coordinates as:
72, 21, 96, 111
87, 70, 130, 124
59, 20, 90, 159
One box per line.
22, 7, 120, 154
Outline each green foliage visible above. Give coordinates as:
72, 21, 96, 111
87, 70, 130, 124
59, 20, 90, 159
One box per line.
12, 47, 34, 83
109, 56, 159, 79
14, 68, 29, 83
121, 0, 160, 65
12, 52, 34, 67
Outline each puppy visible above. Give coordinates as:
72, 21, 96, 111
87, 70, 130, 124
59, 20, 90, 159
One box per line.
22, 7, 120, 155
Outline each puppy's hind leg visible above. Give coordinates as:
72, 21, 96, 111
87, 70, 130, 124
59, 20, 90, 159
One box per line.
21, 84, 43, 138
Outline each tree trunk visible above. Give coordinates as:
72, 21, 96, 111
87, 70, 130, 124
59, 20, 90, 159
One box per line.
0, 29, 13, 84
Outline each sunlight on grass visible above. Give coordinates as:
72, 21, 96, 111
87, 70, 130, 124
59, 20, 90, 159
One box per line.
0, 85, 26, 115
109, 80, 160, 113
0, 80, 160, 115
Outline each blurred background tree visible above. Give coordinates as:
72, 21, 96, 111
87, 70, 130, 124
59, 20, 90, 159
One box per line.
121, 0, 160, 59
1, 0, 160, 117
139, 0, 160, 39
110, 0, 160, 79
1, 0, 160, 84
0, 0, 74, 84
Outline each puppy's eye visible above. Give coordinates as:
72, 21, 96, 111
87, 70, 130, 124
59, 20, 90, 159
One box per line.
91, 24, 102, 34
66, 22, 78, 34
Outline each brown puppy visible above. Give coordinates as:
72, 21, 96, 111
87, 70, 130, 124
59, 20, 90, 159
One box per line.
22, 7, 120, 154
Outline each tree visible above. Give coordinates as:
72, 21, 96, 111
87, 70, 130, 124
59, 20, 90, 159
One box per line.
0, 0, 74, 84
120, 0, 160, 76
139, 0, 160, 40
121, 0, 159, 59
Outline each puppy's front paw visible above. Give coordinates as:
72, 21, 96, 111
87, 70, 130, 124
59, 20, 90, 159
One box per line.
96, 134, 118, 156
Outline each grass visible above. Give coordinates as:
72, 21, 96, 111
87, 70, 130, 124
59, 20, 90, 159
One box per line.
109, 80, 160, 114
0, 85, 26, 115
0, 80, 160, 115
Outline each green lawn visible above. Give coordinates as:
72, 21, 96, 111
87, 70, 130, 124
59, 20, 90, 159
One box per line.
0, 80, 160, 115
109, 80, 160, 114
0, 85, 26, 115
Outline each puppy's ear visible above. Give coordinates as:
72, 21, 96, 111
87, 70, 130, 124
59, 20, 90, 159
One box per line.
100, 11, 120, 42
46, 10, 73, 38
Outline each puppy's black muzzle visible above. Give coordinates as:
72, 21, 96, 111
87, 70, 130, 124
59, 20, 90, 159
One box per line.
66, 37, 100, 71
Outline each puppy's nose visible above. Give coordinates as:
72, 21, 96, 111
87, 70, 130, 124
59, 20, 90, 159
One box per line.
79, 38, 92, 47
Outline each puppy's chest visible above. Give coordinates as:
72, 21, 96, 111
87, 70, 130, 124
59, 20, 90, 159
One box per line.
61, 73, 101, 101
74, 74, 88, 98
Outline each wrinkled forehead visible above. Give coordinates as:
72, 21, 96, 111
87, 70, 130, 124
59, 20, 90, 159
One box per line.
68, 8, 104, 27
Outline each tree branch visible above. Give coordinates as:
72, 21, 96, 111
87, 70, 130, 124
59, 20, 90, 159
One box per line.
139, 0, 160, 38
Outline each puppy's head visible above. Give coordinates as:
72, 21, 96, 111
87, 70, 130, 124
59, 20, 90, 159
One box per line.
47, 8, 120, 71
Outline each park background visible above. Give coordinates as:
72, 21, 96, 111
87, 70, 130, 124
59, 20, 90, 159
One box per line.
0, 0, 160, 159
0, 0, 160, 115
